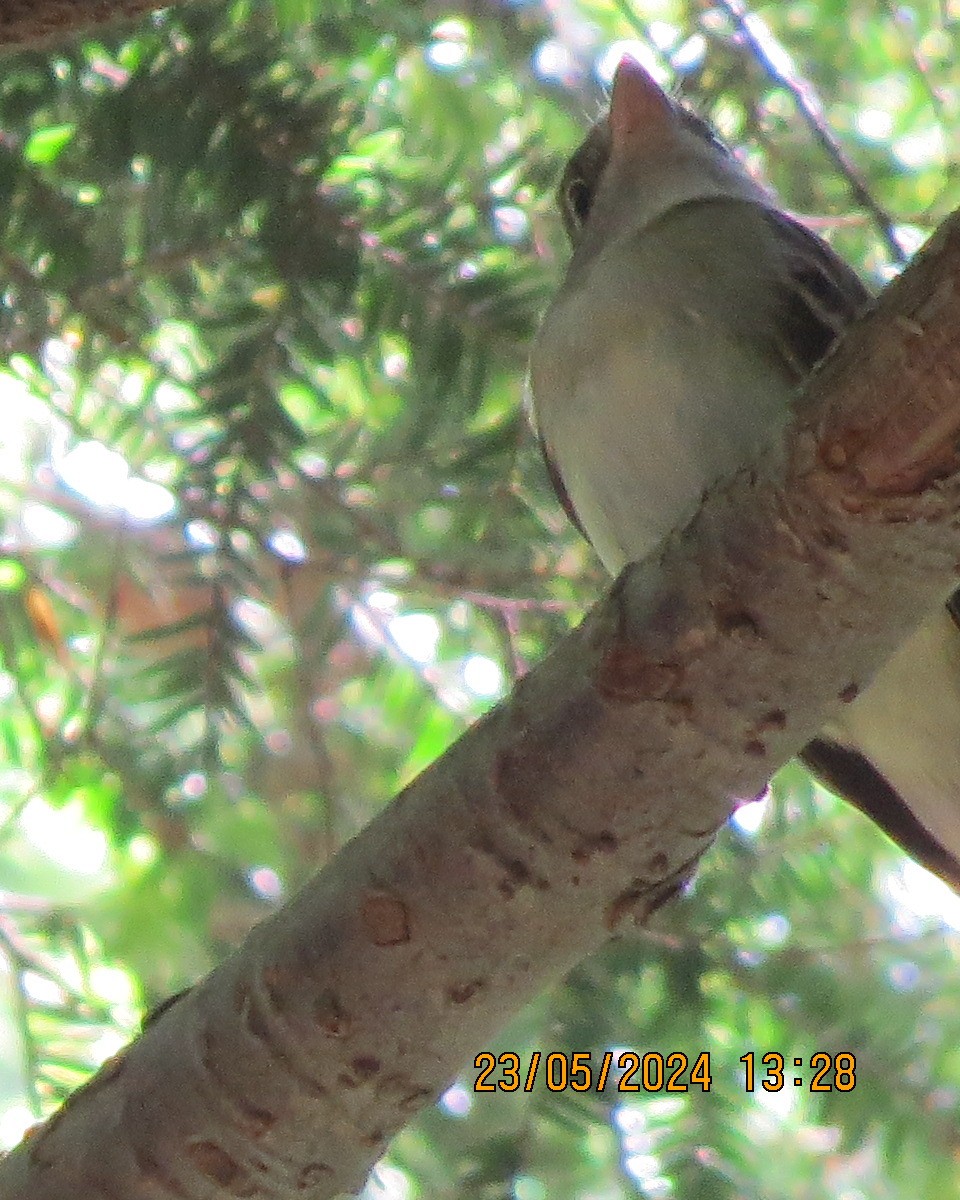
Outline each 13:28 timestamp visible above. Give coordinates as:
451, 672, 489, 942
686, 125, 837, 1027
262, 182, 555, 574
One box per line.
740, 1052, 856, 1092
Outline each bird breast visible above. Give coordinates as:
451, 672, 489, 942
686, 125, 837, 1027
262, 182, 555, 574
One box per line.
530, 210, 797, 575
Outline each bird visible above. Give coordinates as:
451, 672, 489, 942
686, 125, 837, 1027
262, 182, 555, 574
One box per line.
528, 55, 960, 892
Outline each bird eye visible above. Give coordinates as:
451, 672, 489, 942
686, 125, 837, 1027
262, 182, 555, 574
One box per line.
564, 178, 593, 227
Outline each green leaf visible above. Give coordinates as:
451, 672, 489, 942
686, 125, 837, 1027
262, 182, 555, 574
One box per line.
23, 123, 75, 165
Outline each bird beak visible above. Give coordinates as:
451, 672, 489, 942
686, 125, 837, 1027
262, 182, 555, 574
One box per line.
610, 57, 676, 153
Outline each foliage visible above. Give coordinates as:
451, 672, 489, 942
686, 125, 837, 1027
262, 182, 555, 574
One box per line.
0, 0, 958, 1195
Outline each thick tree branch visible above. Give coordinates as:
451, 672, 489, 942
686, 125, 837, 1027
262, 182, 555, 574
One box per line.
5, 211, 960, 1200
0, 0, 163, 48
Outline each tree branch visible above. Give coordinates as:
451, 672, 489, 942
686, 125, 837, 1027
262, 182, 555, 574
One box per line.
5, 210, 960, 1200
0, 0, 161, 49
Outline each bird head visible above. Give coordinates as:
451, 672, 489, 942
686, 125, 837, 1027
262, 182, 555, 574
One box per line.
558, 57, 769, 253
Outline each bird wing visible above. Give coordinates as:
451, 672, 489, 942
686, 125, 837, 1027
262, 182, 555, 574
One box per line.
759, 206, 870, 375
801, 735, 960, 891
537, 428, 589, 541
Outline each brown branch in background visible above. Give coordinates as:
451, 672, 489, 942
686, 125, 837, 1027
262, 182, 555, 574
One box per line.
486, 602, 527, 683
711, 0, 908, 264
0, 0, 163, 50
77, 516, 128, 738
277, 563, 342, 863
452, 589, 578, 614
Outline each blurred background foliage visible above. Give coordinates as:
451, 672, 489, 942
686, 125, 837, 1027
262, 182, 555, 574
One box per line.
0, 0, 959, 1195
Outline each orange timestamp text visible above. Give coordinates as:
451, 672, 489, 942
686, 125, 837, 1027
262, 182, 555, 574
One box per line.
473, 1050, 856, 1093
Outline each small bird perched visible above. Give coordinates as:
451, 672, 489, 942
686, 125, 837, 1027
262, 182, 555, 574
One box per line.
529, 56, 960, 890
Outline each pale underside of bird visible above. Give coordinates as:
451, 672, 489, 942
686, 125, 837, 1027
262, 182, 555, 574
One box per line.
529, 56, 960, 891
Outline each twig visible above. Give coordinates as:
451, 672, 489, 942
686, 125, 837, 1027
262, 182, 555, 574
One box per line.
712, 0, 907, 263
